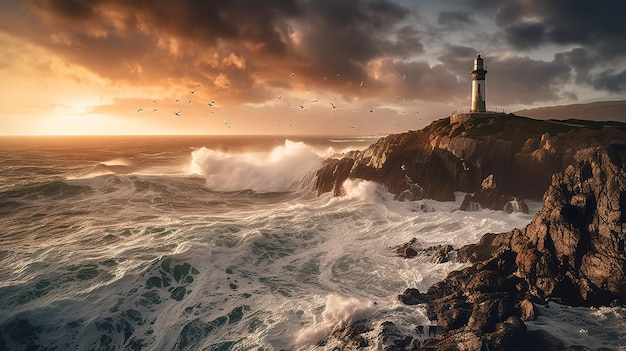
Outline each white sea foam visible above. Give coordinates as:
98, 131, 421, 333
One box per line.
189, 140, 322, 192
526, 303, 626, 349
7, 136, 615, 351
294, 294, 379, 346
340, 178, 387, 203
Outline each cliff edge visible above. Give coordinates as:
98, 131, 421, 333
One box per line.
315, 114, 626, 212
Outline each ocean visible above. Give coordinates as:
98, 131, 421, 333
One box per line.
0, 135, 623, 350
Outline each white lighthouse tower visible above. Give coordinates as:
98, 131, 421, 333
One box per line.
470, 53, 487, 113
450, 53, 505, 123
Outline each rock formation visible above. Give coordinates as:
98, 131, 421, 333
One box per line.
314, 115, 626, 211
399, 144, 626, 350
394, 238, 455, 263
459, 174, 530, 213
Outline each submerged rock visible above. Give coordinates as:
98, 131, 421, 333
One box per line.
394, 238, 455, 263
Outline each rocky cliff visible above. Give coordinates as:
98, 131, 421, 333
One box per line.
315, 114, 626, 211
398, 144, 626, 350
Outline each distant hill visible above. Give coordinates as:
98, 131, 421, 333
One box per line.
515, 100, 626, 122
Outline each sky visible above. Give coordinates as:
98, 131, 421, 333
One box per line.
0, 0, 625, 136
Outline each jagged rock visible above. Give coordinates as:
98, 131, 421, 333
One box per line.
394, 238, 455, 263
315, 115, 626, 210
460, 174, 530, 213
379, 321, 413, 351
432, 245, 455, 263
326, 319, 372, 348
324, 319, 416, 351
519, 299, 536, 321
503, 198, 529, 214
400, 145, 626, 350
510, 144, 626, 305
397, 246, 418, 259
481, 174, 498, 189
395, 238, 419, 258
398, 288, 429, 305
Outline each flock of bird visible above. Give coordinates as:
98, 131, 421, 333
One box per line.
136, 71, 423, 130
136, 84, 233, 127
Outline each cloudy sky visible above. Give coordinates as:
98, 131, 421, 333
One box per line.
1, 0, 624, 135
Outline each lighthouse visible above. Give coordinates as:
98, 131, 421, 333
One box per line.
450, 53, 504, 123
470, 54, 487, 113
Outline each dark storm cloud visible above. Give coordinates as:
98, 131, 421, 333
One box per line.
438, 11, 474, 30
503, 22, 545, 50
437, 46, 573, 105
593, 70, 626, 93
468, 0, 626, 95
15, 0, 428, 102
490, 55, 571, 104
491, 0, 626, 53
28, 0, 95, 21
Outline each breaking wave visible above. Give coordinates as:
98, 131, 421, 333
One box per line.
189, 140, 322, 193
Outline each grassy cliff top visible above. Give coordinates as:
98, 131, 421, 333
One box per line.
424, 114, 626, 152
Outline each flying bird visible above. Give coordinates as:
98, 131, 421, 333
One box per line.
137, 108, 143, 112
174, 111, 182, 117
329, 102, 336, 109
187, 97, 192, 104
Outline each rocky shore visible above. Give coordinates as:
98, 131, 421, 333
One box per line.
400, 143, 626, 351
314, 115, 626, 350
315, 114, 626, 212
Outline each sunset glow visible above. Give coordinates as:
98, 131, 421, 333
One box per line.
1, 1, 624, 135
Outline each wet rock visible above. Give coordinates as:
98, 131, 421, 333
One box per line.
394, 238, 455, 263
398, 288, 429, 305
379, 321, 413, 351
397, 246, 418, 259
519, 299, 536, 321
512, 144, 626, 305
395, 238, 419, 258
325, 319, 417, 351
432, 245, 455, 263
315, 115, 626, 210
400, 145, 626, 350
328, 319, 372, 348
460, 174, 530, 213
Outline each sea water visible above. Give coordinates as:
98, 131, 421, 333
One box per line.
0, 135, 622, 350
